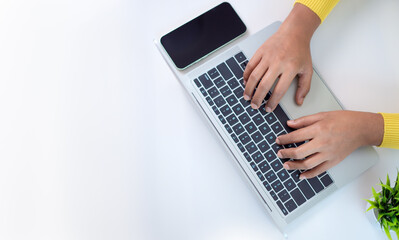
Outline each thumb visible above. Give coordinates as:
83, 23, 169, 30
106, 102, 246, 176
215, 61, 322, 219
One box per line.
295, 70, 312, 105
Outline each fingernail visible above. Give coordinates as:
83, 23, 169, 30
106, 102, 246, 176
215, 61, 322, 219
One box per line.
287, 120, 294, 124
251, 103, 258, 109
244, 95, 250, 101
283, 163, 290, 170
299, 175, 306, 180
266, 107, 272, 113
277, 151, 282, 158
276, 138, 280, 144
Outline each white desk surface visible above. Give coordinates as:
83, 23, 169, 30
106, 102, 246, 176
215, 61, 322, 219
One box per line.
0, 0, 398, 239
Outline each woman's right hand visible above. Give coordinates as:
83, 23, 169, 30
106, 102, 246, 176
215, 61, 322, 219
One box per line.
243, 3, 321, 112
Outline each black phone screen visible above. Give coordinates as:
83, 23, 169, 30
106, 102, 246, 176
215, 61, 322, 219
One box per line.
161, 2, 247, 69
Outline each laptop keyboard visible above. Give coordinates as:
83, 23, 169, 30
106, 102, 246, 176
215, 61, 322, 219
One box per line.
192, 51, 334, 216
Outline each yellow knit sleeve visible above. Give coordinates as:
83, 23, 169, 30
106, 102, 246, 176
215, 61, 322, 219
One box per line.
379, 113, 399, 149
295, 0, 340, 22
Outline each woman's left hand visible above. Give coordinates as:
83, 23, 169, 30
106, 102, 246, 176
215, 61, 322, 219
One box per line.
276, 110, 384, 179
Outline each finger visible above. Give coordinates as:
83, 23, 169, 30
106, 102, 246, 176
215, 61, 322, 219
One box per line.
243, 59, 269, 101
299, 161, 334, 179
243, 52, 262, 83
277, 140, 319, 160
250, 65, 280, 109
276, 127, 314, 145
265, 71, 297, 111
295, 70, 312, 105
286, 113, 324, 129
283, 153, 325, 172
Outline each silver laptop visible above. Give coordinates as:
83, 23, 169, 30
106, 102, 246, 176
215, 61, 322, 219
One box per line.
154, 21, 378, 231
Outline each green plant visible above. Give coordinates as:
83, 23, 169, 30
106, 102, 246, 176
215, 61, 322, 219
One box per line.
366, 173, 399, 240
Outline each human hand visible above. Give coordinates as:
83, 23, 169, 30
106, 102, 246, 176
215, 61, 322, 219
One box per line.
276, 111, 384, 179
243, 3, 320, 112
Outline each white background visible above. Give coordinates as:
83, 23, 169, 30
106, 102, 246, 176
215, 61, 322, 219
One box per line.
0, 0, 398, 239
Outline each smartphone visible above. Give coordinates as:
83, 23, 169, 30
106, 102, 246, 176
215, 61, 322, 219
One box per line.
161, 2, 247, 70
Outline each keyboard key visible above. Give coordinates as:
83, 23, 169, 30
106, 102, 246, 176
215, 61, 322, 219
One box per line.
205, 97, 214, 106
277, 169, 290, 182
243, 152, 251, 162
214, 95, 226, 107
284, 178, 296, 192
278, 189, 290, 203
224, 124, 233, 134
233, 87, 244, 99
250, 161, 258, 171
245, 142, 257, 154
290, 188, 306, 206
220, 105, 232, 116
207, 86, 220, 99
207, 68, 220, 79
258, 141, 269, 153
271, 159, 283, 172
271, 180, 284, 193
258, 161, 270, 173
240, 60, 248, 71
298, 180, 316, 200
226, 94, 238, 106
198, 73, 214, 89
252, 114, 264, 125
218, 115, 226, 124
284, 143, 296, 149
259, 123, 271, 135
277, 201, 288, 216
246, 106, 258, 117
217, 62, 233, 80
245, 122, 256, 134
213, 77, 225, 88
274, 105, 294, 133
194, 78, 201, 87
226, 114, 239, 126
265, 170, 277, 183
284, 199, 297, 213
232, 123, 245, 136
232, 103, 245, 115
237, 143, 245, 153
251, 131, 263, 143
271, 121, 283, 134
252, 151, 264, 163
220, 85, 232, 97
231, 133, 239, 143
271, 143, 283, 154
234, 52, 246, 63
238, 113, 250, 124
200, 87, 207, 97
263, 181, 272, 191
264, 150, 276, 162
212, 106, 220, 115
227, 78, 240, 90
265, 132, 276, 145
240, 98, 251, 108
256, 171, 265, 181
307, 177, 324, 193
239, 133, 251, 145
226, 57, 244, 79
291, 170, 301, 183
270, 191, 278, 201
320, 174, 334, 187
265, 113, 277, 125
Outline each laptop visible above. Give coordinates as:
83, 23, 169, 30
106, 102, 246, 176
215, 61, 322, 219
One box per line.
155, 20, 378, 231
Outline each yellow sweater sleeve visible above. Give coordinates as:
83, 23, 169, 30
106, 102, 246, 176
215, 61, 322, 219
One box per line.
379, 113, 399, 149
295, 0, 340, 22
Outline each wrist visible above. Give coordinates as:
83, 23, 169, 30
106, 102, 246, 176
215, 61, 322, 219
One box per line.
279, 3, 320, 43
360, 112, 384, 146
